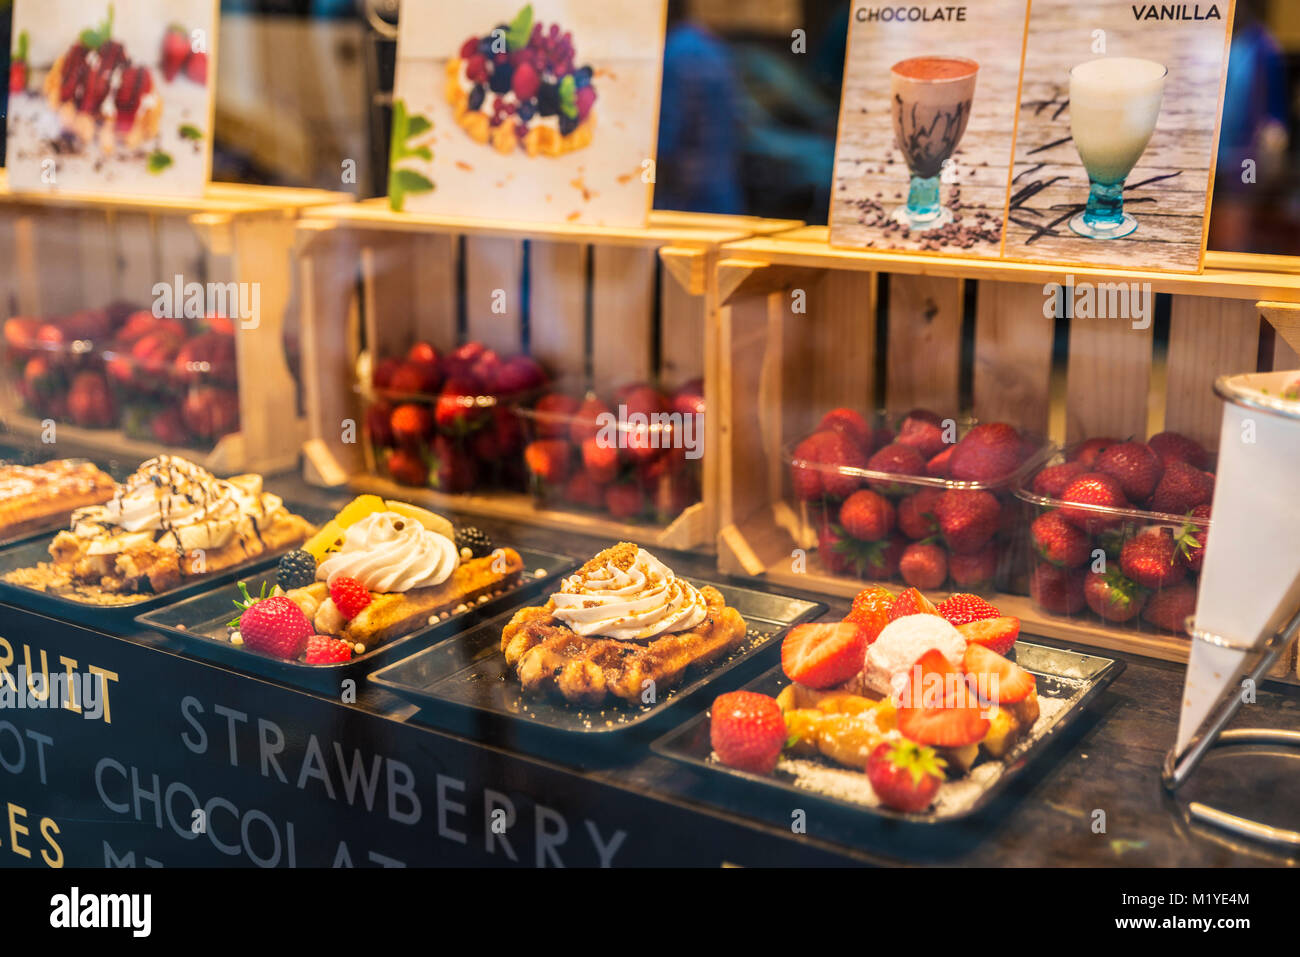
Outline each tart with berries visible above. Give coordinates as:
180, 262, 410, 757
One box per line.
275, 495, 524, 650
42, 6, 162, 156
446, 4, 598, 157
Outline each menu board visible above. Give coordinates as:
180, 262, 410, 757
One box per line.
829, 1, 1234, 273
388, 0, 667, 227
5, 0, 218, 199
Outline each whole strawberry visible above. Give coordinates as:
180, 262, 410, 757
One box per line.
846, 585, 895, 642
1083, 570, 1147, 623
947, 422, 1025, 483
524, 439, 572, 485
839, 489, 895, 541
817, 407, 872, 453
1142, 582, 1198, 632
305, 635, 354, 664
899, 542, 948, 590
1030, 460, 1087, 499
329, 576, 373, 620
865, 442, 926, 495
897, 488, 943, 540
866, 740, 946, 813
1095, 441, 1163, 502
1182, 504, 1211, 573
231, 582, 313, 661
1031, 511, 1091, 568
937, 592, 1001, 626
1147, 460, 1214, 516
1059, 472, 1128, 532
1148, 431, 1209, 470
896, 408, 948, 459
1030, 562, 1086, 614
1120, 528, 1187, 589
792, 430, 866, 500
934, 488, 1000, 554
948, 543, 998, 587
1070, 436, 1119, 468
709, 691, 786, 774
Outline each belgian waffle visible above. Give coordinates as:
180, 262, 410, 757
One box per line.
501, 585, 748, 706
0, 460, 115, 540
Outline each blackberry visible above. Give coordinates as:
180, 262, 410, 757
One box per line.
489, 62, 513, 94
468, 84, 486, 111
518, 101, 535, 122
574, 66, 593, 88
559, 113, 578, 136
454, 526, 493, 559
276, 549, 317, 590
537, 83, 559, 116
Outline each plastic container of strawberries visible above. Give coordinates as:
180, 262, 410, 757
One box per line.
1014, 438, 1215, 636
787, 410, 1055, 594
515, 380, 705, 526
4, 305, 242, 451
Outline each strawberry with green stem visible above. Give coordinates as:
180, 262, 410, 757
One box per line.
230, 581, 313, 661
10, 31, 29, 95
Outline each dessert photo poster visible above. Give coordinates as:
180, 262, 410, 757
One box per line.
1004, 0, 1235, 272
5, 0, 218, 198
389, 0, 667, 227
828, 1, 1031, 257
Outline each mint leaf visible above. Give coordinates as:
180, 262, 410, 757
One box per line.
559, 74, 577, 119
506, 4, 533, 51
178, 124, 202, 140
406, 114, 432, 137
393, 169, 433, 194
14, 31, 28, 63
147, 150, 173, 174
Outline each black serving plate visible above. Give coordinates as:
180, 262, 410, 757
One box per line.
0, 502, 335, 627
367, 582, 826, 735
650, 642, 1125, 823
135, 546, 574, 694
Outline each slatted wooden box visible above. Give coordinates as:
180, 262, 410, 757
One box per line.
715, 224, 1300, 670
294, 200, 797, 551
0, 173, 344, 474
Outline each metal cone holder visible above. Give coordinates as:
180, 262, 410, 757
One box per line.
1162, 371, 1300, 847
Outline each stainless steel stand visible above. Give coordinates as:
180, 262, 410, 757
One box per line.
1161, 602, 1300, 846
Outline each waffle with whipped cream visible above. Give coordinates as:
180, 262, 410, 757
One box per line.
4, 456, 314, 602
0, 459, 116, 541
501, 543, 747, 706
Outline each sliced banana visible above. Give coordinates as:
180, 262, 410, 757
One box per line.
384, 500, 456, 542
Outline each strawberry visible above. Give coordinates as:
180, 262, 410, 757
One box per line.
1147, 461, 1214, 516
524, 439, 571, 484
896, 649, 989, 747
817, 407, 872, 453
1141, 582, 1197, 632
511, 60, 540, 100
604, 482, 645, 520
67, 371, 116, 428
443, 341, 488, 380
888, 586, 940, 620
470, 405, 524, 460
962, 642, 1035, 705
866, 740, 946, 813
1059, 472, 1127, 532
896, 408, 949, 459
184, 50, 207, 84
1030, 563, 1087, 614
859, 534, 906, 580
570, 395, 612, 444
429, 435, 477, 492
865, 442, 926, 495
780, 621, 870, 689
329, 576, 372, 620
161, 26, 190, 82
230, 582, 313, 661
389, 362, 432, 395
532, 393, 581, 437
934, 489, 1000, 554
792, 430, 866, 500
838, 489, 895, 541
938, 593, 1001, 626
386, 447, 428, 487
825, 530, 905, 580
390, 403, 433, 445
899, 542, 947, 590
406, 341, 443, 389
926, 445, 955, 478
1083, 569, 1146, 623
372, 357, 402, 390
619, 384, 669, 463
1120, 528, 1187, 589
435, 379, 486, 433
1148, 431, 1209, 471
149, 408, 189, 446
1030, 460, 1087, 499
709, 691, 787, 774
1031, 511, 1091, 567
845, 586, 894, 644
1181, 504, 1211, 573
581, 436, 619, 484
897, 488, 942, 540
948, 543, 998, 587
181, 387, 240, 440
562, 470, 606, 509
947, 422, 1025, 483
1095, 441, 1163, 502
492, 355, 546, 396
305, 636, 353, 664
955, 616, 1020, 656
1070, 436, 1119, 468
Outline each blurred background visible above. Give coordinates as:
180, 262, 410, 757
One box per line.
1, 0, 1296, 254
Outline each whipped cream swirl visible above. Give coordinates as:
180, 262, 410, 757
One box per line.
552, 544, 708, 640
316, 511, 458, 593
70, 456, 279, 552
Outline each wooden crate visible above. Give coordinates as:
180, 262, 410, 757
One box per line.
715, 225, 1300, 672
0, 174, 346, 474
294, 198, 798, 550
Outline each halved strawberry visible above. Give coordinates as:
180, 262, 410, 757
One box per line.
896, 649, 989, 747
962, 642, 1036, 705
844, 585, 894, 645
887, 586, 939, 621
780, 622, 869, 689
954, 615, 1020, 655
937, 593, 1001, 626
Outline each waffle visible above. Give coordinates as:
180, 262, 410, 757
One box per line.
0, 460, 115, 540
286, 548, 525, 650
501, 585, 748, 706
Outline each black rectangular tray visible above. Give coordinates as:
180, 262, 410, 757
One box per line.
368, 582, 827, 735
649, 641, 1125, 823
135, 546, 575, 694
0, 502, 336, 628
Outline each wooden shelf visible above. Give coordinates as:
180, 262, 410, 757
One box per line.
719, 226, 1300, 302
